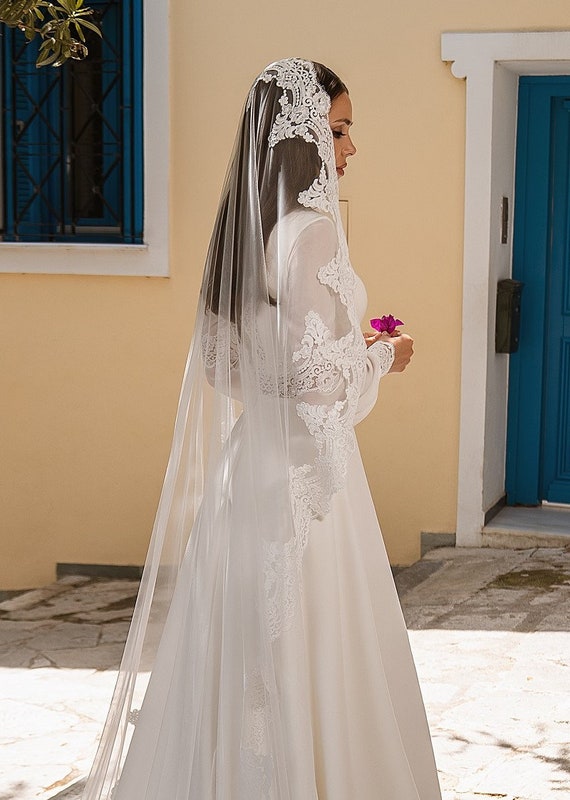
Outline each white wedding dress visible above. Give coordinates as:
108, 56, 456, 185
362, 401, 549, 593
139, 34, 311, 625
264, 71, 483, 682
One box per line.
105, 210, 441, 800
84, 59, 441, 800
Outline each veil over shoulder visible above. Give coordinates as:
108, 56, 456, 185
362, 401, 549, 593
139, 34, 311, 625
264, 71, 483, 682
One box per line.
82, 58, 441, 800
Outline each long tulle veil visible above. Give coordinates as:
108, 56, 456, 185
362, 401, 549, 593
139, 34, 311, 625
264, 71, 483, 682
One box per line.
82, 58, 370, 799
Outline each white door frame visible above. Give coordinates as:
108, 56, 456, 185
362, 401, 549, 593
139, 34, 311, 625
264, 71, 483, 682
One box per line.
441, 31, 570, 546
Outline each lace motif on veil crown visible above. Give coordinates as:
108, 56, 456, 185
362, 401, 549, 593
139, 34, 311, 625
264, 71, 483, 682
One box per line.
253, 59, 338, 215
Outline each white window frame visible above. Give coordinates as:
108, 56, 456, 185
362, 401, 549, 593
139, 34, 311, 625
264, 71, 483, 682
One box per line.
0, 0, 169, 276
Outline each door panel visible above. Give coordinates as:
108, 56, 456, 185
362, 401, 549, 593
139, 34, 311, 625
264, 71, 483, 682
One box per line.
541, 97, 570, 501
507, 77, 570, 505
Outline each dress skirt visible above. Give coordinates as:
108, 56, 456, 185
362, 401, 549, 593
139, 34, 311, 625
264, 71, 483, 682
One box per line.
112, 434, 441, 800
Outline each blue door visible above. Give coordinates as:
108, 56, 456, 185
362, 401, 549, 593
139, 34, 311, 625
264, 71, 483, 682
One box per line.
507, 77, 570, 504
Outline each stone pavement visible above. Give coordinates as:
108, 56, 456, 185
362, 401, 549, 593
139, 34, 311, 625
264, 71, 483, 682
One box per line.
1, 546, 569, 800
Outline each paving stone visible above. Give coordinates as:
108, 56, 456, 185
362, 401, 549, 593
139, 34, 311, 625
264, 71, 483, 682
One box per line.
22, 622, 101, 652
40, 643, 124, 670
460, 586, 534, 608
1, 667, 119, 800
435, 611, 530, 630
402, 552, 530, 608
456, 749, 570, 796
408, 629, 517, 676
2, 581, 138, 622
529, 591, 561, 605
48, 779, 86, 800
1, 546, 569, 800
422, 545, 534, 561
0, 767, 81, 800
99, 621, 131, 644
30, 654, 58, 669
0, 580, 88, 614
0, 620, 52, 646
0, 646, 38, 669
536, 609, 570, 631
72, 608, 135, 624
401, 603, 456, 629
394, 558, 445, 596
531, 546, 570, 561
441, 793, 517, 800
418, 680, 462, 706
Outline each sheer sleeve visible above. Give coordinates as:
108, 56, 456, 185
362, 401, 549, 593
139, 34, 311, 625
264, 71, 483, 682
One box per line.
201, 311, 242, 401
262, 211, 368, 639
354, 339, 394, 424
278, 213, 366, 519
284, 215, 351, 403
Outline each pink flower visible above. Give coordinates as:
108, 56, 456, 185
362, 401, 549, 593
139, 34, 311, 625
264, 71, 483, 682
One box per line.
370, 315, 404, 335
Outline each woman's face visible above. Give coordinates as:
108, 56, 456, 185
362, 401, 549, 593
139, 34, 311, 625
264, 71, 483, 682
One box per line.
328, 92, 356, 178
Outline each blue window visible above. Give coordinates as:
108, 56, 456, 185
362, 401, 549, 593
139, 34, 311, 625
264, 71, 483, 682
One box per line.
1, 0, 143, 243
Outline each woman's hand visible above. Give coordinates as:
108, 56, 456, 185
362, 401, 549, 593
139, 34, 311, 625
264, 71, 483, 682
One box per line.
363, 330, 414, 373
387, 332, 414, 372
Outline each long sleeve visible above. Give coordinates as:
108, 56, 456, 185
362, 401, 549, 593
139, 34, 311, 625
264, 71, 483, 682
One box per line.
276, 212, 367, 522
354, 339, 394, 424
201, 312, 243, 401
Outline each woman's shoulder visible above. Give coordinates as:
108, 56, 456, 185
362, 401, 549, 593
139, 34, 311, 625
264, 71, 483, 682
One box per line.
281, 208, 335, 238
268, 209, 336, 254
266, 210, 338, 287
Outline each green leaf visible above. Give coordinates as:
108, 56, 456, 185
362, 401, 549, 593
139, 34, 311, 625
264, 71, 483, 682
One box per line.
72, 20, 85, 41
76, 17, 100, 36
56, 0, 74, 14
36, 44, 62, 66
0, 0, 101, 67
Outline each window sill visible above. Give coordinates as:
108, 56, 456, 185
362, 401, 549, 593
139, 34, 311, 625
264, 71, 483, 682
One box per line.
0, 240, 169, 277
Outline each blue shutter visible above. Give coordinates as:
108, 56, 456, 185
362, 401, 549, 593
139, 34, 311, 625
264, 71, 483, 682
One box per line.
3, 34, 64, 240
1, 0, 143, 244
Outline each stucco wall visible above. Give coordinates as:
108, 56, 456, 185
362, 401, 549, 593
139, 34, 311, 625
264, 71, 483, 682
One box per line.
3, 1, 570, 588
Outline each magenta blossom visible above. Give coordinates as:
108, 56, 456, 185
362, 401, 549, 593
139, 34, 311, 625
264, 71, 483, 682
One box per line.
370, 315, 404, 335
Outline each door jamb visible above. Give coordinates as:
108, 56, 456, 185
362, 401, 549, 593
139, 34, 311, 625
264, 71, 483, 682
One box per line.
441, 31, 570, 546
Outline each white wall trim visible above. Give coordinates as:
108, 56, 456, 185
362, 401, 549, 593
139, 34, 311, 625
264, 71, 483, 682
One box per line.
0, 0, 170, 277
442, 31, 570, 546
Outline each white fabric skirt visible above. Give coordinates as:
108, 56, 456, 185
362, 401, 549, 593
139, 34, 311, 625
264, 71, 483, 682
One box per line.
113, 444, 441, 800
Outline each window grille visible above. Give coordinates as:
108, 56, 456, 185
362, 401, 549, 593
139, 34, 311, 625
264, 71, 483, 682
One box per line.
1, 0, 143, 243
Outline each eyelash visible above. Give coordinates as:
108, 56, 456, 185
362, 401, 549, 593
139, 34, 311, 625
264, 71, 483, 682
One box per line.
332, 131, 347, 139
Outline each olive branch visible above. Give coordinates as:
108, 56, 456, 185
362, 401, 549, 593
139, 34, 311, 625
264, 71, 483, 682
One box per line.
0, 0, 101, 67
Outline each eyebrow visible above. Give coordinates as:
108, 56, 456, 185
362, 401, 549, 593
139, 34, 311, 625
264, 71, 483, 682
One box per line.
330, 117, 353, 126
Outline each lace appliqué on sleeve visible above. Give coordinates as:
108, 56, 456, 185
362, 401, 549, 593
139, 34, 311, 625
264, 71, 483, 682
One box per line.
317, 245, 358, 324
368, 339, 395, 377
201, 315, 240, 371
263, 247, 366, 641
292, 311, 358, 396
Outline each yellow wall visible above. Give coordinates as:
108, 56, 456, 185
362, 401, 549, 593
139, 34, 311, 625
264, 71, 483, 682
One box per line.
3, 1, 570, 588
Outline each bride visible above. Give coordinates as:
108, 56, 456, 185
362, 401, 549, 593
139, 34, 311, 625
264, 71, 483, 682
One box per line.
82, 58, 442, 800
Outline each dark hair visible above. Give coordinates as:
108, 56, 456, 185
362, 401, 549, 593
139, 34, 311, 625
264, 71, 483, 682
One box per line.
312, 61, 349, 100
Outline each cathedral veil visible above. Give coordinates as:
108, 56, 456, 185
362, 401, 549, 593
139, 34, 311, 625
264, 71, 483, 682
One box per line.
82, 58, 375, 799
